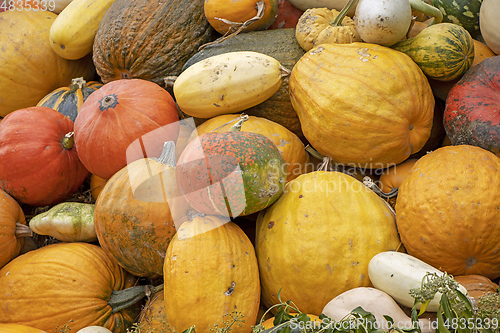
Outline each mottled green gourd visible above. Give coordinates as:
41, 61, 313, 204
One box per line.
29, 202, 96, 242
430, 0, 483, 38
176, 115, 287, 217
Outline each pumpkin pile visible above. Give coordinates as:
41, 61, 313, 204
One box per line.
0, 0, 499, 331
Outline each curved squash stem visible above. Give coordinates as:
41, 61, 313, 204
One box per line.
164, 76, 177, 88
362, 176, 399, 199
304, 145, 324, 161
15, 222, 33, 237
198, 0, 266, 51
153, 141, 176, 166
408, 0, 443, 25
211, 114, 246, 132
229, 114, 249, 132
109, 284, 155, 314
69, 77, 87, 92
61, 131, 75, 150
330, 0, 359, 26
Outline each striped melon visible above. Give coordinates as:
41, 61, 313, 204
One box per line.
431, 0, 482, 38
392, 23, 474, 81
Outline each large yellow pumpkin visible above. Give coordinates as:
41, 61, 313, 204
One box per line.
256, 171, 401, 315
395, 145, 500, 280
188, 114, 310, 182
0, 11, 95, 118
289, 42, 434, 169
163, 215, 261, 333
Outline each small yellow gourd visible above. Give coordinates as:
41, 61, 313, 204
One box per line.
29, 202, 96, 242
172, 51, 290, 119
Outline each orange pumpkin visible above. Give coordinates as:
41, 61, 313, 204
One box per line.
0, 189, 31, 269
0, 324, 47, 333
262, 314, 322, 329
204, 0, 279, 35
90, 174, 107, 201
378, 159, 418, 194
453, 275, 499, 299
138, 289, 170, 332
0, 242, 142, 332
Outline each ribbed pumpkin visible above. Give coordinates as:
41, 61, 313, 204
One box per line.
395, 145, 500, 280
0, 11, 95, 118
181, 28, 306, 138
37, 77, 102, 122
204, 0, 279, 34
188, 114, 310, 182
0, 107, 89, 206
74, 79, 180, 180
176, 118, 287, 217
453, 275, 499, 299
94, 142, 190, 278
256, 171, 401, 315
443, 56, 500, 157
163, 215, 260, 333
138, 289, 169, 332
0, 242, 143, 332
289, 42, 434, 169
92, 0, 214, 87
0, 189, 31, 269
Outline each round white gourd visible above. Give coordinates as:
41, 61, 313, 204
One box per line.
479, 0, 500, 54
76, 326, 113, 333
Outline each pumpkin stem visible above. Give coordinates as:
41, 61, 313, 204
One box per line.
229, 114, 249, 132
109, 284, 155, 314
198, 0, 266, 51
61, 131, 75, 150
280, 65, 291, 78
330, 0, 358, 27
153, 141, 176, 167
15, 222, 33, 237
409, 0, 443, 25
69, 77, 87, 92
362, 176, 399, 199
164, 76, 177, 88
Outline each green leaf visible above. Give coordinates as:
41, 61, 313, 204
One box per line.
419, 300, 431, 316
437, 306, 452, 333
182, 326, 196, 333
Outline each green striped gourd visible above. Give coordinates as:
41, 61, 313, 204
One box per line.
392, 23, 474, 81
431, 0, 482, 38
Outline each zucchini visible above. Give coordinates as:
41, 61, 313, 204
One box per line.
392, 23, 474, 81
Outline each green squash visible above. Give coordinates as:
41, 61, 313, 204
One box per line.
431, 0, 482, 38
392, 23, 474, 81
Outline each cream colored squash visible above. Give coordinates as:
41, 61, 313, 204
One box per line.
49, 0, 117, 60
368, 251, 468, 312
322, 287, 434, 333
172, 51, 290, 119
479, 0, 500, 54
76, 327, 112, 333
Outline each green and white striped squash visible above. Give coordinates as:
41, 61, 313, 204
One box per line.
431, 0, 482, 38
392, 23, 474, 82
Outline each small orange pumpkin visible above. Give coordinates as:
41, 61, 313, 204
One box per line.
378, 159, 418, 194
204, 0, 279, 35
90, 174, 107, 201
453, 275, 499, 299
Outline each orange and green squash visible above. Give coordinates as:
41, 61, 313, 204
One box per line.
0, 189, 31, 269
94, 142, 190, 278
289, 42, 434, 169
0, 11, 95, 118
176, 118, 287, 217
0, 242, 144, 332
92, 0, 214, 86
0, 107, 89, 206
37, 77, 102, 122
396, 145, 500, 280
256, 171, 401, 315
181, 28, 306, 138
163, 214, 260, 333
187, 114, 310, 182
392, 23, 475, 81
74, 79, 180, 180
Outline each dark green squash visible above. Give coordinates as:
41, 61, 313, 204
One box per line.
37, 77, 102, 122
181, 28, 306, 138
430, 0, 483, 38
92, 0, 215, 88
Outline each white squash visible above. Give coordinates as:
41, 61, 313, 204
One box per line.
322, 287, 434, 333
479, 0, 500, 54
368, 251, 468, 312
76, 326, 113, 333
288, 0, 356, 17
172, 51, 290, 119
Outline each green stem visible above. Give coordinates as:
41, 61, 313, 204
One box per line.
409, 0, 443, 25
61, 132, 74, 150
330, 0, 359, 26
109, 284, 155, 314
362, 176, 399, 199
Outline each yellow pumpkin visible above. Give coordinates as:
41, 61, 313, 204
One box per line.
188, 114, 310, 182
289, 42, 434, 169
396, 145, 500, 279
256, 171, 401, 315
0, 324, 47, 333
204, 0, 279, 35
0, 11, 95, 118
163, 215, 261, 333
295, 7, 361, 51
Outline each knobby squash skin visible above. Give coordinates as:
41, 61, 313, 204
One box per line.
92, 0, 215, 87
